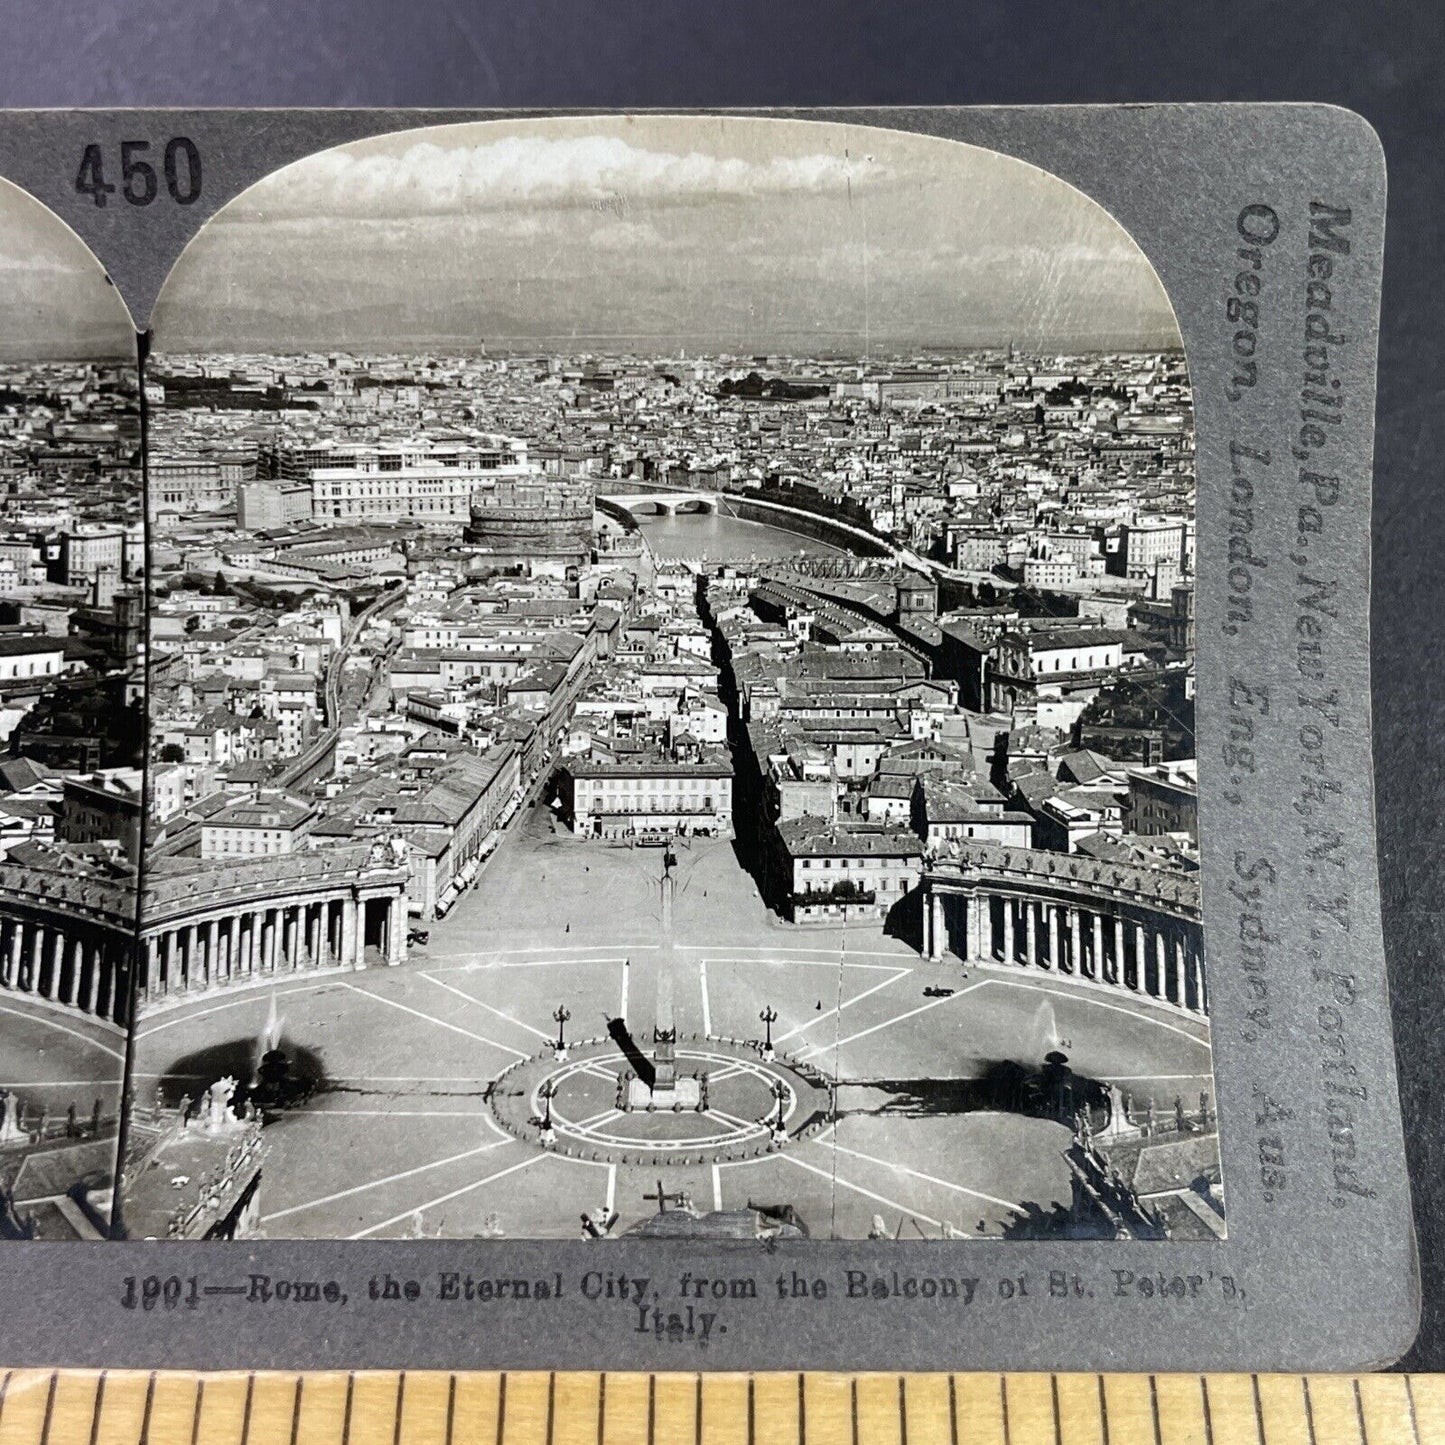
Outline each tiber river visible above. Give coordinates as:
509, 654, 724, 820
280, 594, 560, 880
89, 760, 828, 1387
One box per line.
633, 509, 843, 562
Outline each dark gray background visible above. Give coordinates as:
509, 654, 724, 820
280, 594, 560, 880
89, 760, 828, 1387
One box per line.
0, 0, 1438, 1370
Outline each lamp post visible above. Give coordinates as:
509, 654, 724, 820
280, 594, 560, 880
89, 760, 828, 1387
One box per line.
537, 1079, 557, 1148
759, 1005, 778, 1061
769, 1078, 789, 1146
552, 1005, 571, 1061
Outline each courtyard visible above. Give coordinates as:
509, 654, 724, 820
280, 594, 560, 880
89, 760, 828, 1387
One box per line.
128, 804, 1216, 1240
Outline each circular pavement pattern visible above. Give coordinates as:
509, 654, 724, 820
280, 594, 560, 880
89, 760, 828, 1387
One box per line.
487, 1038, 832, 1164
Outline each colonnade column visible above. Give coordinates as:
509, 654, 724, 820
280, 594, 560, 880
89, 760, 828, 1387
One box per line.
387, 898, 406, 966
2, 920, 20, 987
47, 926, 65, 999
85, 940, 103, 1012
341, 897, 359, 969
1001, 897, 1014, 965
1047, 903, 1062, 971
63, 936, 85, 1005
928, 892, 944, 962
1024, 899, 1038, 967
965, 893, 983, 962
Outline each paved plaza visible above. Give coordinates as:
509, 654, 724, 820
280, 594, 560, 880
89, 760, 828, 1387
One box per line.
130, 807, 1215, 1239
0, 994, 125, 1117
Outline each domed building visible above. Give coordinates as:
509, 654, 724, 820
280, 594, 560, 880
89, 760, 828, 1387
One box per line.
463, 474, 594, 569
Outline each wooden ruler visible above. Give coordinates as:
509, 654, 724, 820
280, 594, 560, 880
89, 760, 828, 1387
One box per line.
0, 1372, 1440, 1445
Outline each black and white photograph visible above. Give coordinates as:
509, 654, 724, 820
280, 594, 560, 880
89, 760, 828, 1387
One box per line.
0, 179, 143, 1239
121, 115, 1216, 1244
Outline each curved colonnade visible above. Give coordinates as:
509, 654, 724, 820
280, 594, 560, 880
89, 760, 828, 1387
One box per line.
0, 843, 413, 1028
139, 843, 411, 1004
0, 862, 135, 1027
923, 843, 1206, 1015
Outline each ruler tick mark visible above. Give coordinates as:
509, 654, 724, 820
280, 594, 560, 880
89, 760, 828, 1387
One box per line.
342, 1372, 355, 1445
1404, 1375, 1422, 1445
190, 1377, 205, 1445
240, 1371, 255, 1445
289, 1376, 303, 1445
139, 1371, 157, 1445
89, 1370, 107, 1445
38, 1370, 57, 1445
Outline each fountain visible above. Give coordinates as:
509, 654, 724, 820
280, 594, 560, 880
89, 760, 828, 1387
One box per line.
249, 988, 306, 1111
1031, 998, 1060, 1057
254, 989, 284, 1084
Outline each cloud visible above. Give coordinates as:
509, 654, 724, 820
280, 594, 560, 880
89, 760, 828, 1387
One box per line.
231, 132, 888, 221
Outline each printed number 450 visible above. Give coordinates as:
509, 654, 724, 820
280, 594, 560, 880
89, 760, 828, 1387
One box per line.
76, 139, 201, 208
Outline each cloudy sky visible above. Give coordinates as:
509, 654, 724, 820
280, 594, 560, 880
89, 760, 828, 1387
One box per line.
155, 116, 1182, 356
0, 180, 135, 361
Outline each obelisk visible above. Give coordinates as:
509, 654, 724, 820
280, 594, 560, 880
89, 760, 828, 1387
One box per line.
652, 849, 678, 1091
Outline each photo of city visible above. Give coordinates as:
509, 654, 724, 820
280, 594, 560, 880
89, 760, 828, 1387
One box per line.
0, 180, 143, 1238
117, 116, 1217, 1242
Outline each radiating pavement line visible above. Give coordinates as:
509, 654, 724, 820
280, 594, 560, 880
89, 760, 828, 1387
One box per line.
823, 1139, 1021, 1211
796, 979, 986, 1058
350, 1154, 545, 1238
775, 968, 913, 1045
418, 972, 552, 1042
777, 1151, 947, 1232
338, 982, 530, 1059
264, 1138, 513, 1223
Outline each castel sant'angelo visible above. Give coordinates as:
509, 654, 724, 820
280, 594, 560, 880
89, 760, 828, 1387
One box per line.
463, 474, 595, 568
